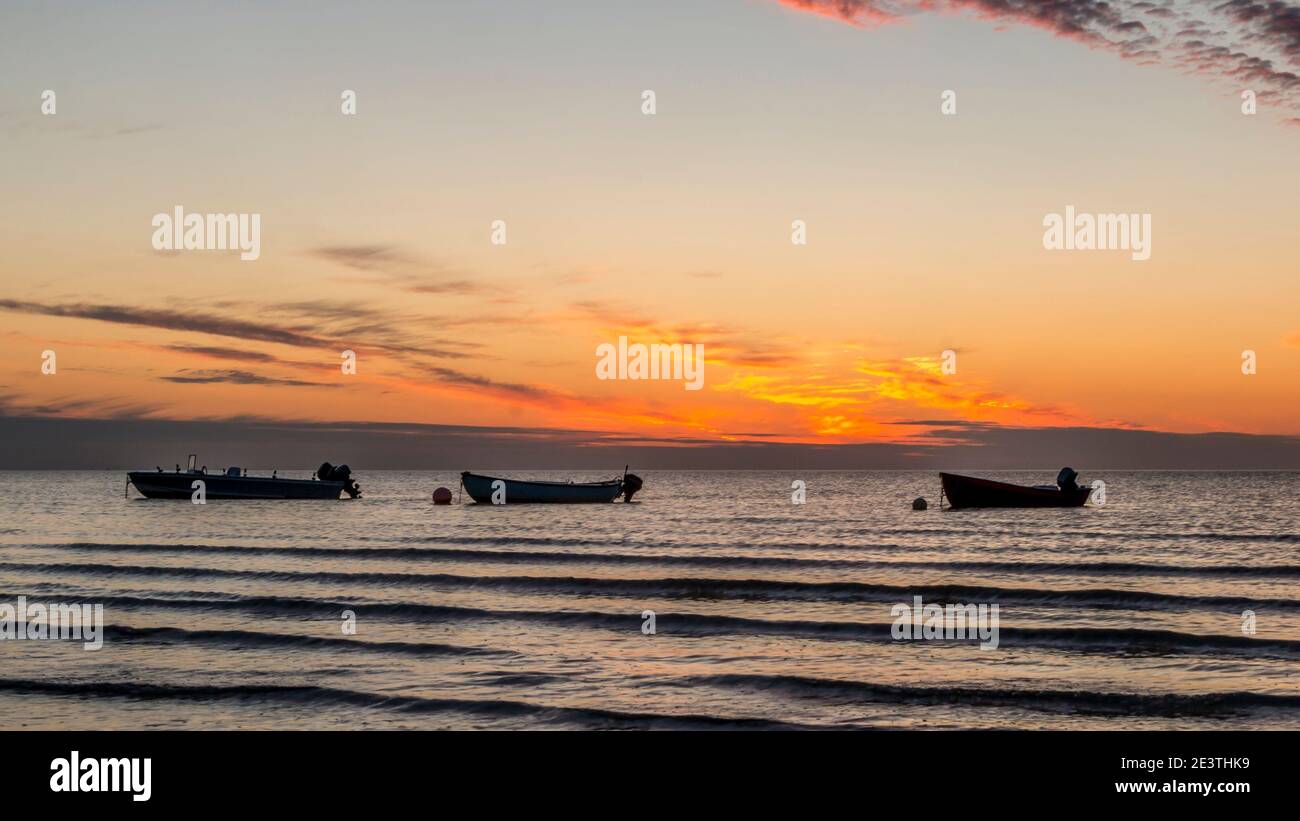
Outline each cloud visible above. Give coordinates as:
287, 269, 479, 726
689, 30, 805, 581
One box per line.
400, 364, 708, 433
4, 413, 1298, 469
0, 297, 477, 361
312, 244, 484, 294
1213, 1, 1300, 65
313, 245, 408, 270
715, 353, 1084, 438
3, 114, 165, 140
164, 344, 280, 363
159, 369, 338, 388
777, 0, 906, 26
0, 298, 329, 348
884, 418, 1005, 427
0, 390, 165, 419
421, 366, 564, 402
776, 0, 1149, 38
572, 299, 804, 369
774, 0, 1300, 121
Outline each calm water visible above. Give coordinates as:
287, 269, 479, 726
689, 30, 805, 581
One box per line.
1, 470, 1297, 730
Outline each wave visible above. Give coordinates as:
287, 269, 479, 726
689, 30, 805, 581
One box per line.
387, 529, 1300, 549
6, 560, 1297, 613
14, 537, 906, 556
103, 624, 508, 658
0, 677, 817, 730
689, 673, 1300, 717
871, 527, 1300, 544
467, 671, 566, 688
13, 542, 1300, 579
426, 525, 1298, 546
15, 589, 1300, 659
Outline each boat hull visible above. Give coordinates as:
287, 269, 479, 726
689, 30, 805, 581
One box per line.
128, 472, 345, 500
460, 472, 624, 504
941, 472, 1092, 509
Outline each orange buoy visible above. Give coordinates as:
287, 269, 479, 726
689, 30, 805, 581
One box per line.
432, 487, 453, 505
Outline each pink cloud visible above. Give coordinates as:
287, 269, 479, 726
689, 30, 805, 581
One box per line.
774, 0, 1300, 123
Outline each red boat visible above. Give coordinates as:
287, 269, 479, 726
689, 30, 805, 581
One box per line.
940, 472, 1092, 509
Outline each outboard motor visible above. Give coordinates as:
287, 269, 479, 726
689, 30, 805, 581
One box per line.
1056, 466, 1080, 492
621, 473, 643, 502
318, 461, 361, 498
331, 464, 361, 498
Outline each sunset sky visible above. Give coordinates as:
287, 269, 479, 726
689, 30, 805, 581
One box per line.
2, 0, 1297, 462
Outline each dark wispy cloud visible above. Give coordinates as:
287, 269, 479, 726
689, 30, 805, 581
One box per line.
159, 369, 338, 388
312, 244, 485, 294
0, 390, 165, 419
0, 297, 476, 361
163, 344, 279, 363
421, 366, 566, 402
776, 0, 1300, 120
0, 298, 328, 348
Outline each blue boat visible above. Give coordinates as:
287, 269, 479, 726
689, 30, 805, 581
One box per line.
460, 471, 642, 504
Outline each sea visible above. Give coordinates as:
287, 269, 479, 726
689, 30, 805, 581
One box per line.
0, 470, 1297, 730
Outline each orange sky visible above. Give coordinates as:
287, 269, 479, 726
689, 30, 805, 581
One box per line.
1, 0, 1297, 446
